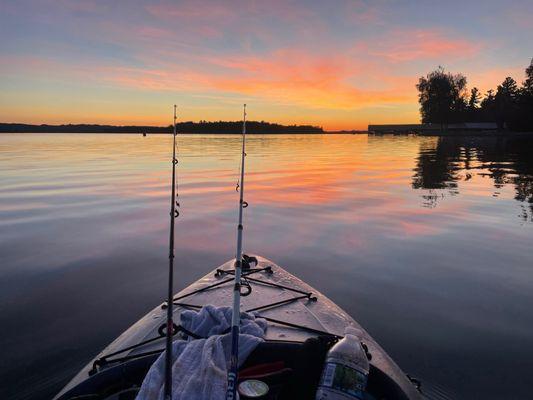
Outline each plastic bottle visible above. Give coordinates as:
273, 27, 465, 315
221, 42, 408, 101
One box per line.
315, 327, 369, 400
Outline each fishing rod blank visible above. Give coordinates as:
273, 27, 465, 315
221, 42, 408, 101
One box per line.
164, 105, 179, 400
226, 104, 247, 400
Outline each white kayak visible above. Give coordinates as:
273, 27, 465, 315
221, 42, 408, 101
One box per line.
54, 255, 422, 400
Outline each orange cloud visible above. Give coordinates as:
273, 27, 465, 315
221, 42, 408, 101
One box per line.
2, 0, 528, 131
96, 49, 415, 110
467, 66, 526, 93
0, 50, 417, 129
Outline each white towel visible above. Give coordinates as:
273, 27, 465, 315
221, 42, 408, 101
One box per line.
136, 305, 267, 400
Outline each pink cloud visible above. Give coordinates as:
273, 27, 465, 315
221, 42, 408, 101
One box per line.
146, 1, 235, 20
1, 45, 415, 111
137, 26, 174, 40
146, 0, 322, 28
62, 0, 101, 13
107, 48, 413, 109
370, 29, 481, 62
342, 1, 384, 25
144, 0, 329, 47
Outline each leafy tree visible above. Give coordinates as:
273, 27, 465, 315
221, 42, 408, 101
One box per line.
416, 66, 468, 128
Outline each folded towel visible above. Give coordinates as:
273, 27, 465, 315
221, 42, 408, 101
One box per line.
136, 305, 267, 400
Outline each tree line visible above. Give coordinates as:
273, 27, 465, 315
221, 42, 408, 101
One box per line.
0, 121, 324, 134
176, 120, 323, 133
416, 59, 533, 131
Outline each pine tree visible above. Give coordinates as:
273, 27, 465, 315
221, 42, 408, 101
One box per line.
468, 87, 481, 110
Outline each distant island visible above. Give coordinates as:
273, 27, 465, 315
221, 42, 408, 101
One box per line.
0, 121, 324, 134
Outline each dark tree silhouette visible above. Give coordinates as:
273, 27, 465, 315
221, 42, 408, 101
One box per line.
467, 87, 481, 121
495, 77, 519, 129
0, 121, 323, 134
416, 66, 468, 129
523, 58, 533, 93
517, 59, 533, 130
418, 59, 533, 131
468, 87, 481, 110
480, 89, 496, 123
498, 77, 519, 96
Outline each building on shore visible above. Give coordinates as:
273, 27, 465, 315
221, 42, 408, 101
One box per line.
368, 122, 498, 134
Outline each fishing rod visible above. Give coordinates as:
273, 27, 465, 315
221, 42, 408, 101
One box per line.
226, 104, 247, 400
164, 105, 179, 400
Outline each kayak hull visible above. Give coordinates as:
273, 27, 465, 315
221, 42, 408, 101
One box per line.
54, 256, 421, 399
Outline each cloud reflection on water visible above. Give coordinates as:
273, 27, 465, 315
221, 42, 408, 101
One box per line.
0, 133, 532, 400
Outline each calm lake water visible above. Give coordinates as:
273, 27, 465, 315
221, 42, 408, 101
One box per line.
1, 133, 532, 399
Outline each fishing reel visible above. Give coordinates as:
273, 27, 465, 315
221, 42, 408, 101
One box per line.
242, 254, 258, 270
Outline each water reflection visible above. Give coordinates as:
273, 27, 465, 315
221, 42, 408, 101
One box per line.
1, 134, 532, 400
412, 136, 533, 220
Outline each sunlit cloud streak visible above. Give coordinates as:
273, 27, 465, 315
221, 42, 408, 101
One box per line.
0, 0, 531, 129
369, 29, 481, 62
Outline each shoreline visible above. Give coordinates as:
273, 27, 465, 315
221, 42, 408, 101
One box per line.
0, 131, 327, 135
371, 131, 533, 137
3, 131, 533, 136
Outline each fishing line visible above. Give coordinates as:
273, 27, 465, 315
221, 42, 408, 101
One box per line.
226, 104, 248, 400
164, 105, 180, 400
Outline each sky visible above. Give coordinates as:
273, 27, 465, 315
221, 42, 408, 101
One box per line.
0, 0, 532, 130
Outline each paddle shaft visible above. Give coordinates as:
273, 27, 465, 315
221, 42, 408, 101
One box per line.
226, 104, 247, 400
164, 105, 178, 400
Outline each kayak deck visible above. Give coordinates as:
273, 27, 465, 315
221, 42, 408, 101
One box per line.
55, 256, 421, 399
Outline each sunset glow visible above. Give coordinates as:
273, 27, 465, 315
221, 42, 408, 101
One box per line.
1, 0, 531, 129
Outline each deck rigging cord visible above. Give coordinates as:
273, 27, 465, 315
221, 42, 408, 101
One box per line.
164, 104, 179, 400
85, 106, 352, 398
89, 106, 337, 375
89, 265, 343, 374
226, 104, 248, 400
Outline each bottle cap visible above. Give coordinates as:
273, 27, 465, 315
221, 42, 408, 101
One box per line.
345, 326, 363, 338
238, 379, 269, 398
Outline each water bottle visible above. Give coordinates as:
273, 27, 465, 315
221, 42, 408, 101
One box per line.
315, 327, 369, 399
